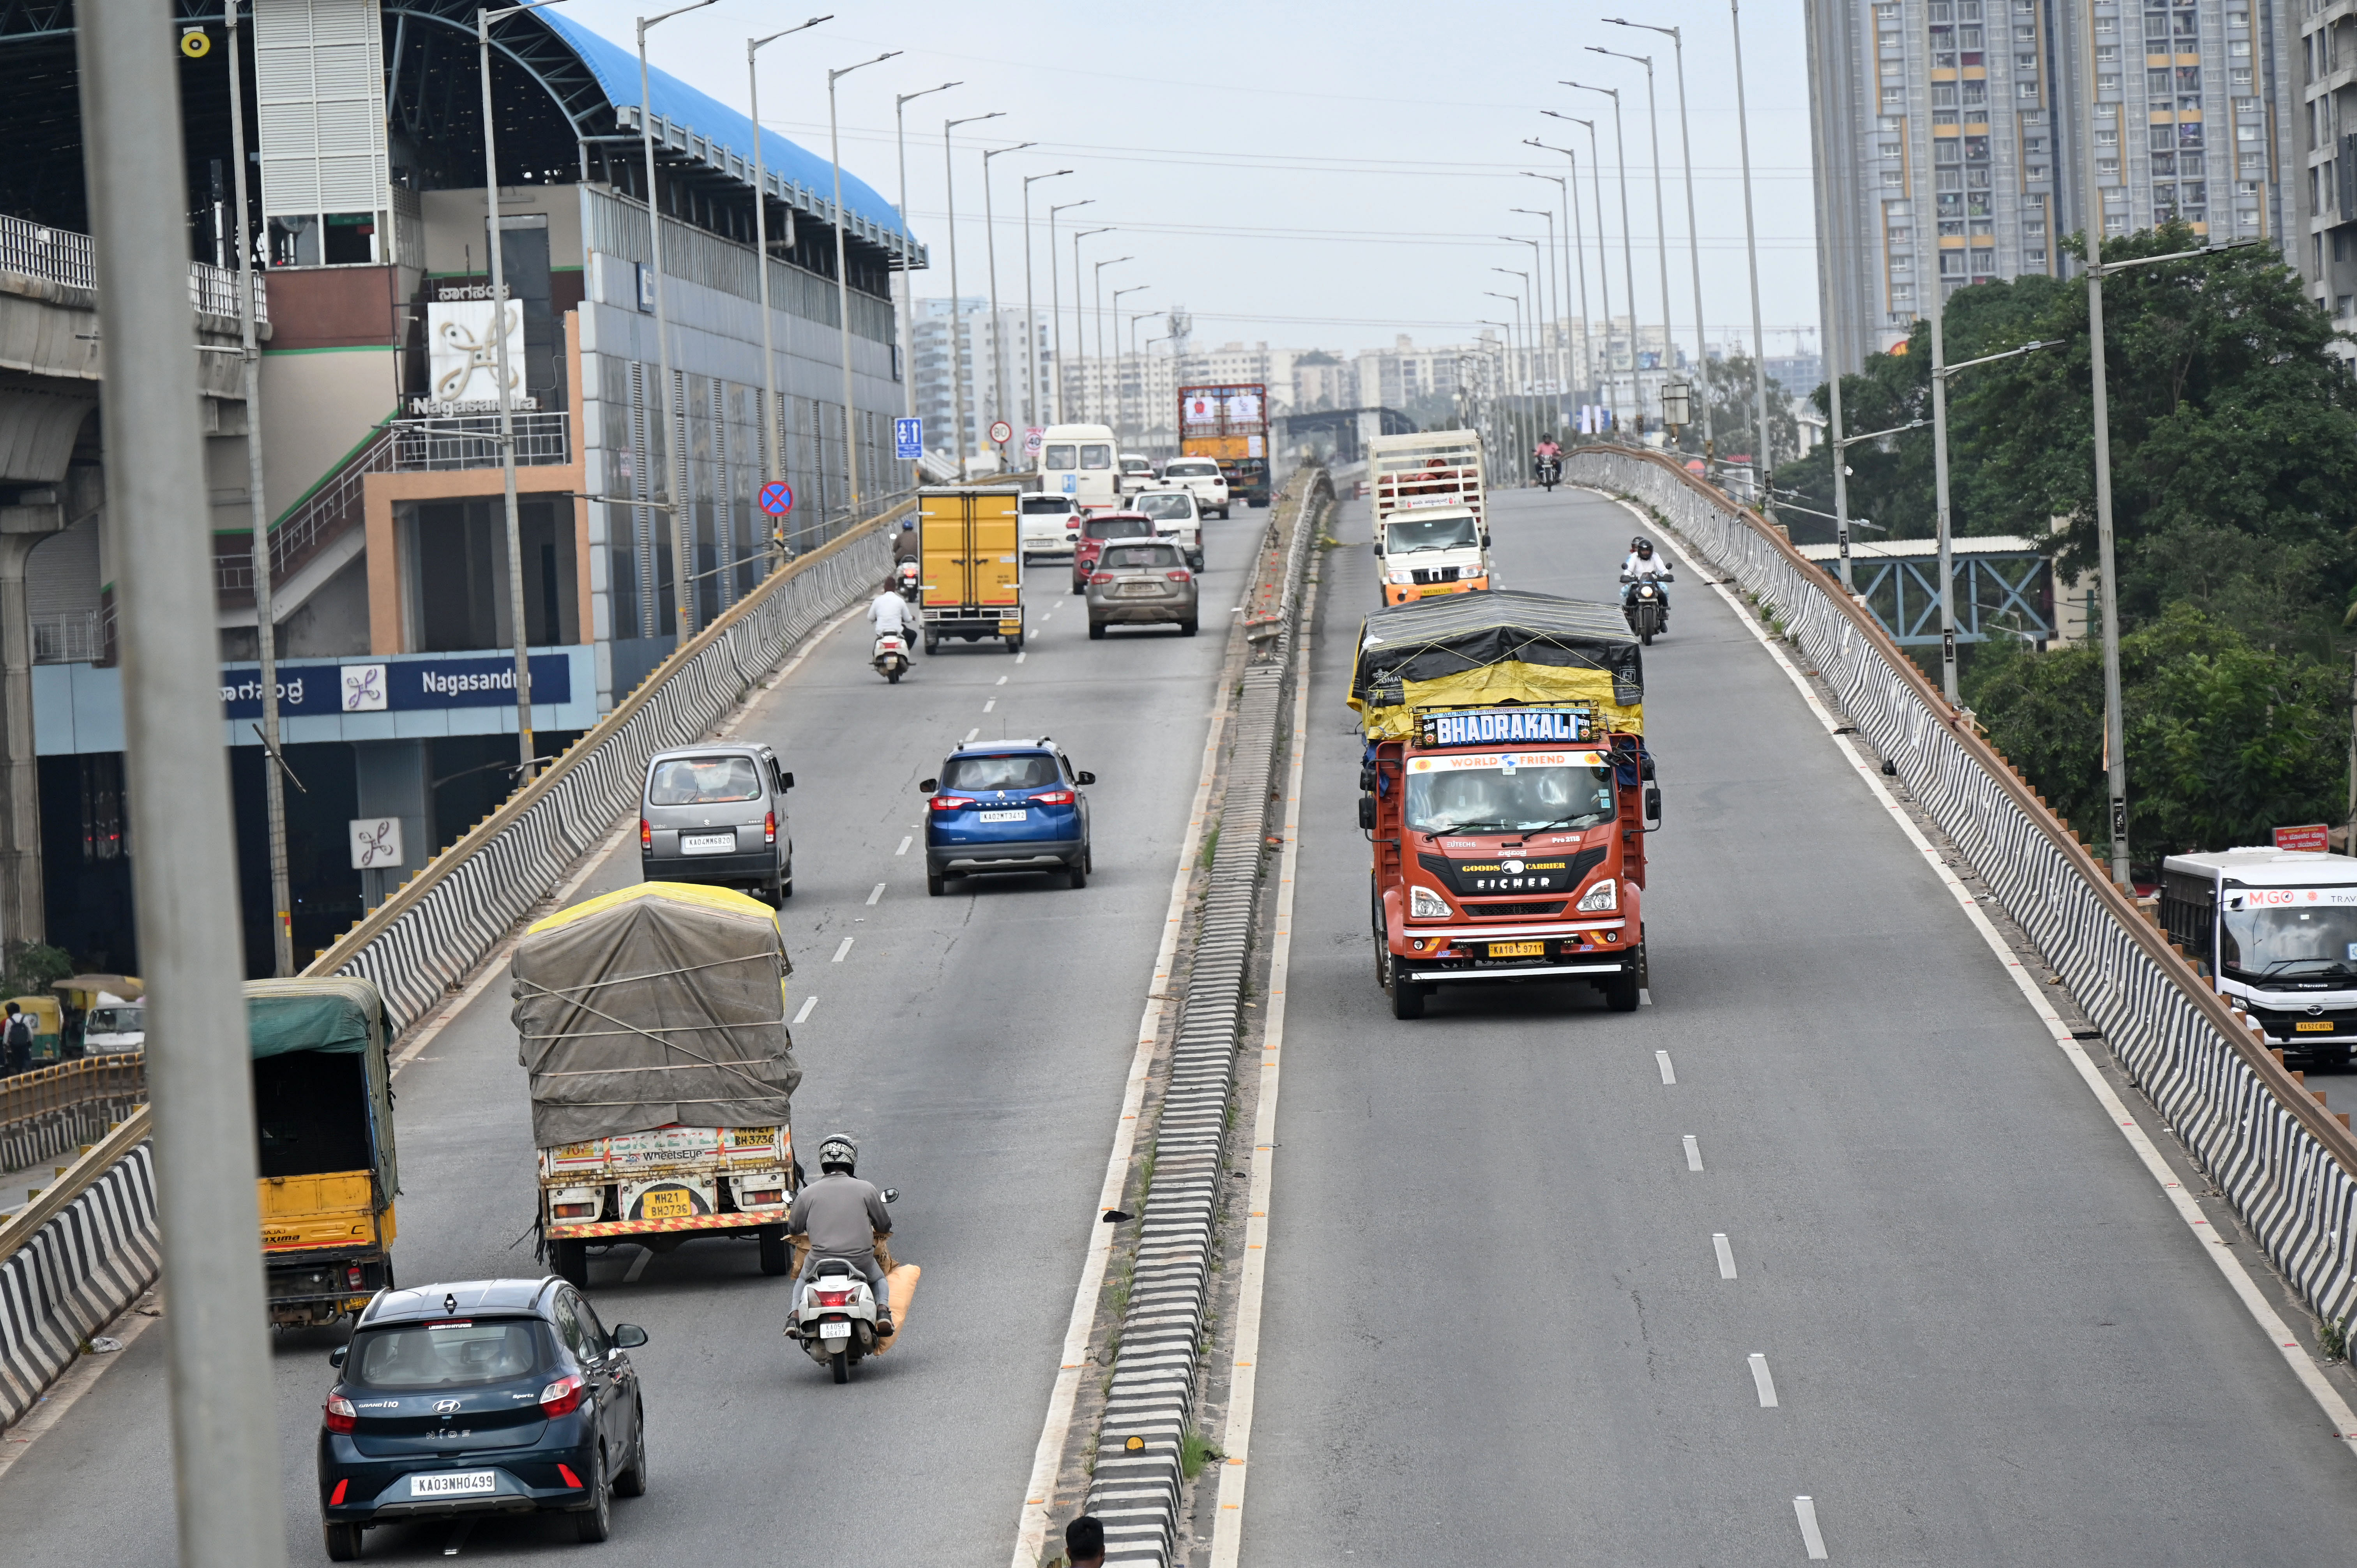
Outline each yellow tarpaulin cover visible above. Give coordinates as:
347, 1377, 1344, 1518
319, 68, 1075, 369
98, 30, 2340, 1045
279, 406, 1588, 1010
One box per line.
1354, 664, 1642, 740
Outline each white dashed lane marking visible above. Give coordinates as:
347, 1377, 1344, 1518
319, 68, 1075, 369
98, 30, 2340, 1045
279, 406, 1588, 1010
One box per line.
1714, 1233, 1738, 1280
831, 937, 853, 963
866, 883, 885, 906
1794, 1496, 1829, 1559
1682, 1135, 1703, 1172
793, 996, 818, 1024
1656, 1050, 1675, 1084
1749, 1354, 1780, 1408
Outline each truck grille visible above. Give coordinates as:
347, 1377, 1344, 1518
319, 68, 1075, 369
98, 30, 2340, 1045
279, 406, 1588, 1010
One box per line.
1411, 566, 1462, 585
1461, 900, 1565, 917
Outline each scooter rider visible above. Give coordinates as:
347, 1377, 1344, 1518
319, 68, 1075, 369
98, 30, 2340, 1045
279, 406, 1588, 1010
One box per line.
869, 580, 914, 640
787, 1133, 894, 1335
1620, 537, 1673, 620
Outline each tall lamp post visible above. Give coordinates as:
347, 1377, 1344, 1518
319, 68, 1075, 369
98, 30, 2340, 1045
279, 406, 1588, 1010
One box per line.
1047, 202, 1095, 424
1561, 81, 1641, 432
1728, 0, 1773, 506
894, 80, 959, 423
1586, 46, 1678, 446
1022, 171, 1072, 444
750, 14, 832, 531
1541, 113, 1612, 429
641, 0, 723, 637
980, 139, 1035, 469
1483, 288, 1527, 473
1503, 233, 1553, 422
1523, 144, 1592, 411
1477, 322, 1512, 470
827, 49, 900, 526
941, 109, 1004, 477
1927, 331, 2060, 704
1110, 283, 1150, 443
1092, 255, 1134, 427
226, 0, 291, 968
1509, 210, 1562, 424
1126, 307, 1158, 449
1605, 16, 1716, 469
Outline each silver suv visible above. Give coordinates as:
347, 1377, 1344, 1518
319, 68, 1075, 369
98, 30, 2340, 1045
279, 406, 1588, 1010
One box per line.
639, 743, 794, 902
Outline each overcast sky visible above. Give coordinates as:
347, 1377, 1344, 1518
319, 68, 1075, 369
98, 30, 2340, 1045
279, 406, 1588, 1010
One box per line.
559, 0, 1820, 360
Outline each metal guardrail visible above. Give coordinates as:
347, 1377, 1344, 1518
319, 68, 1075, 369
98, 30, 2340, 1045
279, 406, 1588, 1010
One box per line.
0, 213, 267, 324
31, 609, 107, 666
390, 412, 572, 472
1573, 446, 2357, 1330
215, 421, 398, 600
0, 1054, 145, 1135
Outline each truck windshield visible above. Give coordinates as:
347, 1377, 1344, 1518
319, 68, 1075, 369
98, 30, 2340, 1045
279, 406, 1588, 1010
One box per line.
1388, 514, 1480, 553
647, 756, 761, 804
1405, 756, 1616, 835
88, 1005, 142, 1033
1135, 494, 1193, 521
2222, 895, 2357, 981
350, 1320, 544, 1390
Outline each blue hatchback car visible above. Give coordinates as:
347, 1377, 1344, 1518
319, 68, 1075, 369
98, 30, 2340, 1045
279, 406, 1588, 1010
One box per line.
921, 738, 1095, 895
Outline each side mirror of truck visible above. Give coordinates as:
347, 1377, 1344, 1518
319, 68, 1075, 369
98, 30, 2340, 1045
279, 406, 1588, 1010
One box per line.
1358, 796, 1378, 831
611, 1324, 649, 1349
1481, 533, 1491, 548
1076, 771, 1097, 786
328, 1346, 347, 1368
1371, 539, 1385, 556
919, 778, 938, 795
1643, 786, 1663, 832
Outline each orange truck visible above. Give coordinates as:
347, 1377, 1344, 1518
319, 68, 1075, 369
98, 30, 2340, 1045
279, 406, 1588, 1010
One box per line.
1352, 591, 1657, 1019
1178, 383, 1270, 507
919, 485, 1024, 653
250, 977, 399, 1327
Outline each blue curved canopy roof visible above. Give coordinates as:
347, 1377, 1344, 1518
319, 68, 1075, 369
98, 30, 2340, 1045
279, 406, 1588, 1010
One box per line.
537, 11, 917, 260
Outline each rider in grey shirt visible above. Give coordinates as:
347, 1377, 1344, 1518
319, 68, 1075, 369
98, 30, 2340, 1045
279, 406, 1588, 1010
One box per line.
787, 1133, 894, 1332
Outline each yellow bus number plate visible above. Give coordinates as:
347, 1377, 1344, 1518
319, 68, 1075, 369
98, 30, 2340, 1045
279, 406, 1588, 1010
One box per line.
1489, 941, 1544, 958
2296, 1021, 2336, 1033
640, 1188, 694, 1219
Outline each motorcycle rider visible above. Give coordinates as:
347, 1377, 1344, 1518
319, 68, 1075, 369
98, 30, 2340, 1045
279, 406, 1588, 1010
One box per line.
869, 578, 914, 639
786, 1133, 895, 1336
1533, 434, 1562, 475
1620, 537, 1673, 625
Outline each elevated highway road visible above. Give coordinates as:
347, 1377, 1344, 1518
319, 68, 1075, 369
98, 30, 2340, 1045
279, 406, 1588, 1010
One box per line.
1238, 484, 2357, 1563
0, 523, 1259, 1564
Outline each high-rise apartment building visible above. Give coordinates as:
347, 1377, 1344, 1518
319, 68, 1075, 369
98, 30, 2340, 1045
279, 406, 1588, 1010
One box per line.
1810, 0, 2300, 373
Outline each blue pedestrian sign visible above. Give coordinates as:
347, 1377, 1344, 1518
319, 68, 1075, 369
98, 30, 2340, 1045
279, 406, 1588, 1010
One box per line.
894, 417, 924, 461
759, 481, 794, 516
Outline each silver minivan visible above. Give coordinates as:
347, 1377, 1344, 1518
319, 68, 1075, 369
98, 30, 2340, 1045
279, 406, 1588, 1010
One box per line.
640, 743, 794, 902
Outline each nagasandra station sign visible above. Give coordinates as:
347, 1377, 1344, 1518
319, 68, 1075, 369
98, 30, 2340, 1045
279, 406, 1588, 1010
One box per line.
219, 654, 572, 718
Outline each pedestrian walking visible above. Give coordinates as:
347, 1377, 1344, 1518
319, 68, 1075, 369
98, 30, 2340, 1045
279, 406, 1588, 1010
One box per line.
2, 1001, 30, 1075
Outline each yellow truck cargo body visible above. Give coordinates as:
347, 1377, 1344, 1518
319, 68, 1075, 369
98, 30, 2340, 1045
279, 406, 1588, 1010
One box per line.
919, 486, 1025, 650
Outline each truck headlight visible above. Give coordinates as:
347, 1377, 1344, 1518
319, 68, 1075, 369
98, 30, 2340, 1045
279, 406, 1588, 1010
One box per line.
1576, 879, 1618, 913
1388, 569, 1415, 585
1409, 885, 1450, 919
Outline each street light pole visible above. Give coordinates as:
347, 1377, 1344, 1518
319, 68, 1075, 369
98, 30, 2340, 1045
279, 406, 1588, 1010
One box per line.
1111, 284, 1149, 443
1728, 0, 1774, 506
226, 0, 291, 969
1929, 302, 1958, 703
642, 1, 722, 635
1562, 82, 1641, 432
941, 110, 1004, 477
1542, 113, 1612, 431
1071, 230, 1113, 420
1512, 198, 1564, 426
1127, 307, 1157, 449
1047, 202, 1093, 424
1093, 255, 1133, 427
827, 50, 899, 525
750, 15, 832, 545
894, 81, 958, 425
1524, 144, 1591, 412
980, 139, 1034, 470
1022, 171, 1071, 449
1588, 46, 1677, 445
1607, 18, 1716, 470
1483, 288, 1527, 475
1505, 226, 1555, 425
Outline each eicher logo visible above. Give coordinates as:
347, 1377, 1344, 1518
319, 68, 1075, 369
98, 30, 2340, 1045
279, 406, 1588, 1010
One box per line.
1420, 708, 1590, 748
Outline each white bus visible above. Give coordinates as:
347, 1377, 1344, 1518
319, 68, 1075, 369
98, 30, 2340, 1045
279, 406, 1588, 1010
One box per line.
1037, 424, 1119, 510
2161, 845, 2357, 1067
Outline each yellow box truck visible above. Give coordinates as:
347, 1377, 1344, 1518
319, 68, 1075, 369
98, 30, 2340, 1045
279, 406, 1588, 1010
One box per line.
919, 485, 1025, 653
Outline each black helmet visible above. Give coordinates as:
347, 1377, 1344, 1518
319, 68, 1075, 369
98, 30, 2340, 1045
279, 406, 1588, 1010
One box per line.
818, 1132, 859, 1174
1634, 539, 1655, 558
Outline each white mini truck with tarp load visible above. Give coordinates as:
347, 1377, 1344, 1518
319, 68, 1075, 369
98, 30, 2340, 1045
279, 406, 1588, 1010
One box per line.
513, 882, 802, 1289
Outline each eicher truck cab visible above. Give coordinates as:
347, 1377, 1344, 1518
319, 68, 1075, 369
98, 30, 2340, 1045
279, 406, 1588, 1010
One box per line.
1353, 591, 1656, 1020
2161, 846, 2357, 1066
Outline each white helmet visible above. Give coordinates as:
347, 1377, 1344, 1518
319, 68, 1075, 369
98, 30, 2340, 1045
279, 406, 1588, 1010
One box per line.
818, 1133, 859, 1174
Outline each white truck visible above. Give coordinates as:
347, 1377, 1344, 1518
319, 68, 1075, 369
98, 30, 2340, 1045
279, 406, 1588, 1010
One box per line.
1368, 429, 1491, 607
2160, 846, 2357, 1068
514, 881, 803, 1288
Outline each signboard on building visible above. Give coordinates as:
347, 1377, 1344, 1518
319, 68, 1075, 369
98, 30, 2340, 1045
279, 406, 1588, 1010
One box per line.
220, 654, 572, 719
2274, 823, 2332, 853
894, 417, 924, 460
426, 298, 525, 407
350, 817, 403, 870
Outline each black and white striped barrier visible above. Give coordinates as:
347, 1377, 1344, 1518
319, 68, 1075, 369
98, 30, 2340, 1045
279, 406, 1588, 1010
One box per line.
1572, 448, 2357, 1331
0, 1137, 156, 1429
1083, 475, 1325, 1566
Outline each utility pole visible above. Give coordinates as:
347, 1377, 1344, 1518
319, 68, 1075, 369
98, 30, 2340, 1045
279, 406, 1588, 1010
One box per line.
1046, 200, 1092, 425
1929, 301, 1958, 704
2079, 34, 2130, 887
940, 110, 1003, 478
80, 2, 286, 1561
1022, 171, 1072, 451
827, 49, 899, 524
1730, 0, 1774, 507
894, 81, 958, 424
749, 17, 830, 555
226, 1, 291, 973
642, 1, 721, 629
981, 139, 1032, 471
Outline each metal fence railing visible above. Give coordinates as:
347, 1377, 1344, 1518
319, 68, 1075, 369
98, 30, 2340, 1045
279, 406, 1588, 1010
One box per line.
0, 212, 268, 325
1570, 445, 2357, 1331
390, 412, 572, 472
0, 1052, 146, 1178
31, 609, 108, 666
216, 422, 399, 600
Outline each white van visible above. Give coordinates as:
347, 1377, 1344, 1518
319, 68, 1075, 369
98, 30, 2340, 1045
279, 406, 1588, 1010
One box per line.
1038, 424, 1120, 510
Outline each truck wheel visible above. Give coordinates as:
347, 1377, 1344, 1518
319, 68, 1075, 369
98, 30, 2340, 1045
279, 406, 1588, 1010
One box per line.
323, 1523, 362, 1561
551, 1238, 589, 1289
1008, 636, 1023, 653
1603, 964, 1641, 1013
1388, 969, 1426, 1020
757, 1228, 792, 1277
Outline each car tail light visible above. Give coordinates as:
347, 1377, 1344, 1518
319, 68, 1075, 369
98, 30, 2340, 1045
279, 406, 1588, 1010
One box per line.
929, 796, 975, 812
324, 1393, 357, 1434
329, 1479, 349, 1506
815, 1288, 855, 1307
1033, 789, 1075, 806
1090, 573, 1112, 584
557, 1464, 584, 1490
539, 1372, 586, 1418
1166, 570, 1192, 582
764, 810, 777, 846
640, 819, 652, 849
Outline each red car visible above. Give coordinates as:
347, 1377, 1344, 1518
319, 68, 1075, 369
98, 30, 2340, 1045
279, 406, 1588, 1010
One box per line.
1071, 512, 1157, 593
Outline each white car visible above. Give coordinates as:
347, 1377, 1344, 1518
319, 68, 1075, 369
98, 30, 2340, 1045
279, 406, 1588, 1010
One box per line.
1131, 487, 1205, 570
81, 993, 144, 1054
1019, 493, 1085, 561
1160, 457, 1230, 518
1118, 454, 1157, 496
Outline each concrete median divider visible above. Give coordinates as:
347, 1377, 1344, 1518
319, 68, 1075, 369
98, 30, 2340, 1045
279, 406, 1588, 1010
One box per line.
0, 1112, 154, 1429
1571, 445, 2357, 1331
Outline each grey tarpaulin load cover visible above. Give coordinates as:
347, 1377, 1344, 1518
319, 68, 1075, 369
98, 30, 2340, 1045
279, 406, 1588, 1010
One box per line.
511, 882, 801, 1146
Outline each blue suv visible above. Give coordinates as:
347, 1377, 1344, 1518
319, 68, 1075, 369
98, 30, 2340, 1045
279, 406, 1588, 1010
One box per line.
921, 738, 1095, 895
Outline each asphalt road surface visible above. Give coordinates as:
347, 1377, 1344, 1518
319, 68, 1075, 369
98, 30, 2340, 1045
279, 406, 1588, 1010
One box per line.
0, 516, 1257, 1564
1239, 484, 2357, 1563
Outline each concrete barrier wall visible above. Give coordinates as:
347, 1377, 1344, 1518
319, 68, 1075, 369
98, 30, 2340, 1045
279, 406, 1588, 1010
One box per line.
0, 1139, 155, 1428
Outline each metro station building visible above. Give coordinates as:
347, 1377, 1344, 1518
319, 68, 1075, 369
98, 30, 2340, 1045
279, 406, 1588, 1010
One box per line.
0, 0, 921, 971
